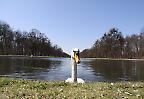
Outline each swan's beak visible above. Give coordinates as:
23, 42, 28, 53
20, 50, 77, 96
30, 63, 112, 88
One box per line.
74, 53, 80, 64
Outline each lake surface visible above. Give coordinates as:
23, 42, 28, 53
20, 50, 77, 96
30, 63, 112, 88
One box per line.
0, 56, 144, 82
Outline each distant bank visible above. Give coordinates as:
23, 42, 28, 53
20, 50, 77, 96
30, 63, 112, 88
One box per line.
0, 55, 70, 58
81, 57, 144, 61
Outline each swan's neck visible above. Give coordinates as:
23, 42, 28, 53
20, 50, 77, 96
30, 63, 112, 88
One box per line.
71, 60, 77, 82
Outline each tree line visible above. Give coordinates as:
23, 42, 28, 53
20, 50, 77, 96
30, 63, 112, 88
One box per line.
81, 28, 144, 59
0, 21, 69, 57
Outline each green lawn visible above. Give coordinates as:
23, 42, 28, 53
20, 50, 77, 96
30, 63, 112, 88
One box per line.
0, 78, 144, 99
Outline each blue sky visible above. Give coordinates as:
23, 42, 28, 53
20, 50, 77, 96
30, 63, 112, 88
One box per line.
0, 0, 144, 54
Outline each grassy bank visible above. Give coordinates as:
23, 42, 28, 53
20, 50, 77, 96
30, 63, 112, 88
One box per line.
0, 78, 144, 98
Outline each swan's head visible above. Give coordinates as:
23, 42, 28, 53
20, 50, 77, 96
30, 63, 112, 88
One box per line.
71, 48, 80, 64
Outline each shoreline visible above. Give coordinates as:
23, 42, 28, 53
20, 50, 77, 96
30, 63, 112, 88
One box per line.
0, 55, 68, 58
81, 57, 144, 61
0, 55, 144, 61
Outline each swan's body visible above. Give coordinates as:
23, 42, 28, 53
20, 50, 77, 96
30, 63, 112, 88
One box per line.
65, 78, 85, 83
66, 48, 85, 83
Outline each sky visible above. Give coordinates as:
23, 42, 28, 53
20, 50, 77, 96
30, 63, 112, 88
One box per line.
0, 0, 144, 54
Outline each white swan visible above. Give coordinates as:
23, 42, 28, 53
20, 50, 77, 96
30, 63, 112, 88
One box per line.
65, 48, 85, 83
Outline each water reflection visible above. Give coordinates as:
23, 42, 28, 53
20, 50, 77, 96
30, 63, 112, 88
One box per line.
0, 57, 144, 82
87, 59, 144, 81
0, 57, 61, 80
35, 58, 71, 81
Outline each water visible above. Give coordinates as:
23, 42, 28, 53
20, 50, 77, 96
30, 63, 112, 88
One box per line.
0, 56, 144, 82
